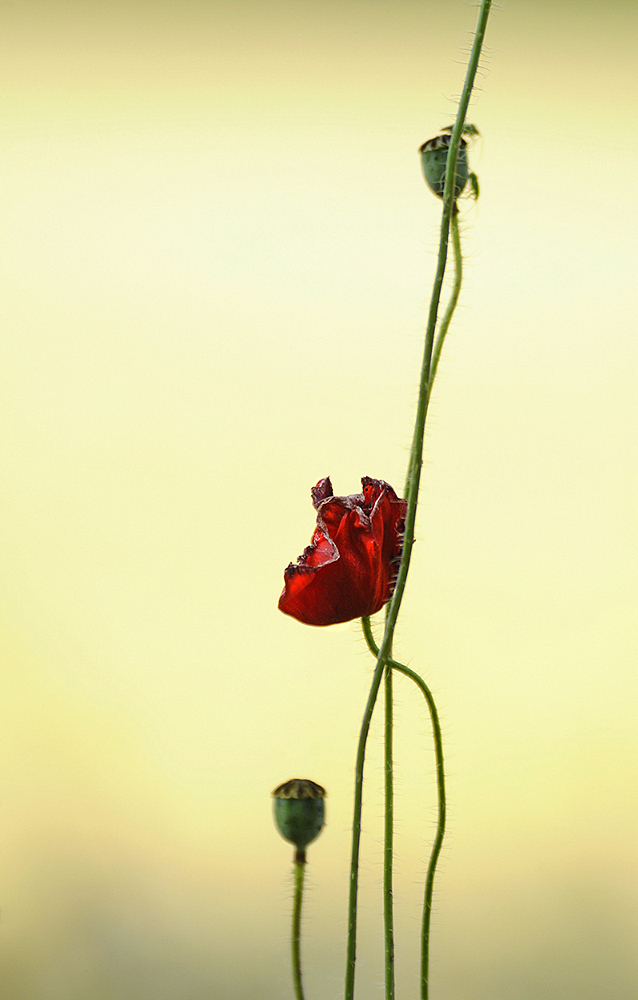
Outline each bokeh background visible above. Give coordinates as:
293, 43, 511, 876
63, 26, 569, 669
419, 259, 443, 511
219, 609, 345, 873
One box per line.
1, 1, 637, 997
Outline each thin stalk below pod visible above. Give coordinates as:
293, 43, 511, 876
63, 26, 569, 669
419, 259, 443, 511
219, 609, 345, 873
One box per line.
292, 851, 306, 1000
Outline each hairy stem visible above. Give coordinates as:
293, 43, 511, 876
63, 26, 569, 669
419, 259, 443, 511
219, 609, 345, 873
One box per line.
292, 852, 307, 1000
344, 4, 492, 999
404, 206, 463, 502
345, 651, 388, 1000
384, 661, 395, 1000
430, 209, 463, 390
361, 618, 447, 1000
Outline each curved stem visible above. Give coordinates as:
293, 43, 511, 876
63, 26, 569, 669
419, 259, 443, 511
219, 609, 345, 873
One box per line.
405, 207, 463, 501
430, 209, 463, 391
345, 650, 388, 1000
361, 618, 446, 1000
384, 661, 395, 1000
345, 5, 492, 998
292, 852, 307, 1000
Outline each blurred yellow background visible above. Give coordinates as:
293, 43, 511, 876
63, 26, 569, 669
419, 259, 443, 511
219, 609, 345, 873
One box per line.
1, 1, 637, 997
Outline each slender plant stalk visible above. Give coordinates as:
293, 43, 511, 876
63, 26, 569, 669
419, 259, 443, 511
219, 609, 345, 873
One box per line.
378, 207, 459, 1000
384, 659, 395, 1000
344, 4, 492, 999
292, 851, 307, 1000
362, 618, 446, 1000
345, 645, 390, 1000
430, 209, 463, 391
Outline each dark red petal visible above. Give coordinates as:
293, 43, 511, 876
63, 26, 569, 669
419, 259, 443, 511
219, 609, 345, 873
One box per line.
300, 528, 337, 568
279, 477, 408, 626
311, 477, 334, 508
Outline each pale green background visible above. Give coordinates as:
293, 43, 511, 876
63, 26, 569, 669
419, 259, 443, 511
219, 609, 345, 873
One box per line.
1, 1, 637, 998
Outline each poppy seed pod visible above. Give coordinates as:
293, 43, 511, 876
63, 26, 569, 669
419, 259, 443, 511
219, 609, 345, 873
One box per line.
272, 779, 326, 854
419, 132, 469, 200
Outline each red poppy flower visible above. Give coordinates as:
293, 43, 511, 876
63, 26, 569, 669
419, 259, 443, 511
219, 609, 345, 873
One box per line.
278, 477, 407, 626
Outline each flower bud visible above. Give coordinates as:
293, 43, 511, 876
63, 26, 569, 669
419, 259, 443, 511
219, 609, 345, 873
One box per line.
272, 779, 326, 854
419, 133, 469, 200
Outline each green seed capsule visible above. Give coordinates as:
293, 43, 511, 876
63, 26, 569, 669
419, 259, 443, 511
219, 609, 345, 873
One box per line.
419, 133, 469, 200
272, 779, 326, 851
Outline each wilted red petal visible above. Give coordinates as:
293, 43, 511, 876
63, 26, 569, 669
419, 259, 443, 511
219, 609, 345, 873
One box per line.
278, 477, 407, 626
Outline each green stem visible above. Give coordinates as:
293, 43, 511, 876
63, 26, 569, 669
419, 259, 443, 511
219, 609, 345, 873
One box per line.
292, 852, 307, 1000
430, 209, 463, 391
361, 618, 447, 1000
344, 5, 492, 999
345, 650, 388, 1000
384, 661, 395, 1000
404, 207, 462, 501
406, 0, 493, 519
